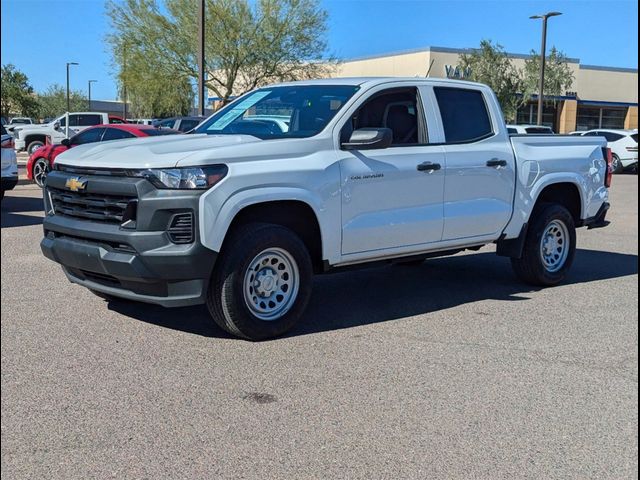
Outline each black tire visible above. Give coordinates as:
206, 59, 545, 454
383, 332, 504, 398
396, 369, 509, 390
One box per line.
32, 157, 50, 188
27, 140, 45, 156
611, 154, 624, 174
206, 223, 313, 340
511, 203, 576, 286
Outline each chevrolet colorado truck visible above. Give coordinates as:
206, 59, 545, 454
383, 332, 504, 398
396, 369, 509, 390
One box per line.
41, 78, 612, 340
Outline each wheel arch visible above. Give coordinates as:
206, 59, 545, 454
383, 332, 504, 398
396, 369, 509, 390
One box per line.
532, 181, 582, 224
24, 133, 47, 146
200, 188, 329, 273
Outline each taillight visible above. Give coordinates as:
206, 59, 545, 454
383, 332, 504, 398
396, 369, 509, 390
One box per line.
0, 137, 14, 149
603, 147, 613, 188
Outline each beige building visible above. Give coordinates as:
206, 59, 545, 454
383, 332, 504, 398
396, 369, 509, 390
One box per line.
334, 46, 638, 133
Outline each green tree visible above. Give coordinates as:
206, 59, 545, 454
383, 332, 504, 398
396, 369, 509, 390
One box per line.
106, 0, 336, 109
522, 47, 574, 104
117, 49, 195, 117
1, 64, 40, 119
36, 84, 88, 119
458, 40, 523, 122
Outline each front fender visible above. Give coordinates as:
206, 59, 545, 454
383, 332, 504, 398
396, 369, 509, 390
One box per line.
199, 186, 338, 263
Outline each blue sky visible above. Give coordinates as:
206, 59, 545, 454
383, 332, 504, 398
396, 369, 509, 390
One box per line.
1, 0, 637, 101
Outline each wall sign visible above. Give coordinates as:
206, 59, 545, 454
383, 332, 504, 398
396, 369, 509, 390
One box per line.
444, 65, 472, 79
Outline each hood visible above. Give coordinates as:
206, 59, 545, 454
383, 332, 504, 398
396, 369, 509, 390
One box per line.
54, 134, 264, 169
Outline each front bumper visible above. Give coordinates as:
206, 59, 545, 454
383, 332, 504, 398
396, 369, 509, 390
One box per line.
41, 169, 217, 307
14, 139, 25, 151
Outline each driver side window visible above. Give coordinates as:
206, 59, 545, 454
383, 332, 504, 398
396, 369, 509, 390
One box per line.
342, 88, 426, 146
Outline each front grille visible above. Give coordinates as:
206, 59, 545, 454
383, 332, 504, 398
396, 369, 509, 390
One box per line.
57, 164, 129, 176
168, 212, 194, 244
49, 187, 136, 224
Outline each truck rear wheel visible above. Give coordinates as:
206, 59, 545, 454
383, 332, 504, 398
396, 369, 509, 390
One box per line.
206, 223, 313, 340
511, 203, 576, 286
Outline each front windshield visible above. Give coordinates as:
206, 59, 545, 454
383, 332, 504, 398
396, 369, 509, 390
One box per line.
195, 85, 360, 140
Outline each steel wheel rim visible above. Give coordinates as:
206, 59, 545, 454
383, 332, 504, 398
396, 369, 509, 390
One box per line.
29, 143, 43, 155
243, 247, 299, 321
33, 159, 49, 187
539, 219, 570, 273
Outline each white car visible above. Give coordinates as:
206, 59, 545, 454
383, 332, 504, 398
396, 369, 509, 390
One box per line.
42, 77, 611, 340
507, 124, 554, 134
579, 129, 638, 173
1, 125, 19, 200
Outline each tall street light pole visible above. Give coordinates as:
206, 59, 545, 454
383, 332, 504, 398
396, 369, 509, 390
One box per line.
66, 62, 79, 113
198, 0, 206, 116
88, 80, 98, 111
530, 12, 562, 125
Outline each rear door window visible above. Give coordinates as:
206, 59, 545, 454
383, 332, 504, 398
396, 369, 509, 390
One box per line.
434, 87, 493, 143
72, 114, 103, 127
71, 127, 105, 145
102, 128, 136, 141
603, 132, 624, 142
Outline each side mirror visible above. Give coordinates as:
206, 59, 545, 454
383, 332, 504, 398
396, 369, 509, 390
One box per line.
53, 122, 61, 131
341, 128, 393, 150
61, 138, 71, 147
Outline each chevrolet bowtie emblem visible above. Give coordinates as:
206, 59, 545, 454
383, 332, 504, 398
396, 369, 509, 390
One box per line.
65, 177, 87, 192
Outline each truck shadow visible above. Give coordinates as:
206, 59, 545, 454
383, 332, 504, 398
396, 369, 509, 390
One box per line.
107, 248, 638, 339
0, 191, 44, 228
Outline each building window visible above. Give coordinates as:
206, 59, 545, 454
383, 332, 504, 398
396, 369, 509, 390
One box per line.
516, 102, 557, 130
576, 105, 626, 130
601, 108, 626, 129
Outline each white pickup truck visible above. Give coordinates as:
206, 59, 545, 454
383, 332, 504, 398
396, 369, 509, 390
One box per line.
41, 78, 612, 340
14, 112, 127, 155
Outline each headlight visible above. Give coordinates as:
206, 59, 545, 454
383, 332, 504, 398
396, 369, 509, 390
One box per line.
130, 165, 228, 189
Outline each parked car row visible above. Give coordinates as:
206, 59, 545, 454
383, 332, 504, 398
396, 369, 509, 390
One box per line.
27, 124, 182, 187
506, 124, 637, 173
154, 116, 205, 132
506, 124, 555, 135
571, 129, 638, 173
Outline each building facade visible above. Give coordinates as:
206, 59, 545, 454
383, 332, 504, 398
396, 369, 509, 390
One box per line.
335, 46, 638, 133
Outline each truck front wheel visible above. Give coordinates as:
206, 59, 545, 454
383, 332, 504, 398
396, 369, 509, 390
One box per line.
206, 223, 313, 340
511, 203, 576, 286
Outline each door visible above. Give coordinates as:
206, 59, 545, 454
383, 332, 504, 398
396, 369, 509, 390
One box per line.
339, 86, 446, 255
432, 86, 515, 240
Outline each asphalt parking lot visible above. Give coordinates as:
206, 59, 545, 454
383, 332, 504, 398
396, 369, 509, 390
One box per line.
1, 177, 637, 479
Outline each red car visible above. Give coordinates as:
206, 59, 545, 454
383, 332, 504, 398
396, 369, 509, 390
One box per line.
27, 124, 181, 187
